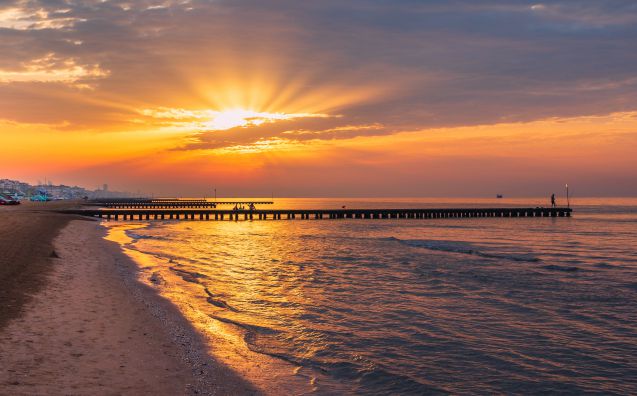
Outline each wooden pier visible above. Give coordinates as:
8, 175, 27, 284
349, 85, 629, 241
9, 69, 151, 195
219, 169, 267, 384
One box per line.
86, 199, 274, 209
61, 207, 572, 221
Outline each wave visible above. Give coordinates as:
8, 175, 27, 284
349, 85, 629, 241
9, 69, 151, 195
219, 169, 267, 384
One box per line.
355, 365, 447, 395
624, 282, 637, 291
204, 288, 238, 311
386, 237, 540, 263
169, 268, 239, 311
319, 255, 357, 262
207, 314, 445, 394
541, 264, 580, 272
594, 263, 617, 269
209, 311, 448, 395
125, 230, 170, 242
207, 314, 288, 357
169, 266, 209, 283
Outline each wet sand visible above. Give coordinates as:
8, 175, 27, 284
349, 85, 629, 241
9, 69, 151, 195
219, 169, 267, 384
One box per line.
0, 204, 257, 395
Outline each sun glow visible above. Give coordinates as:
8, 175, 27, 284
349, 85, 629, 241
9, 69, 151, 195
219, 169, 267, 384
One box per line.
208, 109, 257, 130
202, 109, 323, 130
140, 107, 333, 131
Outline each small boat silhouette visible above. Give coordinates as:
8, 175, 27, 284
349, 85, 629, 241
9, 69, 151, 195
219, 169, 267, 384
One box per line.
496, 194, 503, 198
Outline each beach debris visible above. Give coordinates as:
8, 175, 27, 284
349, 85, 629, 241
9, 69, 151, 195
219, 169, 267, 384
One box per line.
49, 250, 60, 258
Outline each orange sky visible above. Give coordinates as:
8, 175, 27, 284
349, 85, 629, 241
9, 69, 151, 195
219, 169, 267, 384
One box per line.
2, 1, 636, 196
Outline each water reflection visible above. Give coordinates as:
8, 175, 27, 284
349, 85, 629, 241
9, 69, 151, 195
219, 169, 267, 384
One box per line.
105, 198, 637, 394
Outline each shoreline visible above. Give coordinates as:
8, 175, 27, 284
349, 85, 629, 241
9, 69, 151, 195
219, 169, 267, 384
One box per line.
103, 222, 321, 395
0, 217, 258, 395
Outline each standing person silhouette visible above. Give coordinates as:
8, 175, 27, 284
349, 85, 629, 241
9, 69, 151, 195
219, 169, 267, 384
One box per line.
551, 193, 556, 208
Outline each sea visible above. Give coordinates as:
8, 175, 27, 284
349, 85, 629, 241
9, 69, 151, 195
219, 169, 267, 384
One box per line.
104, 198, 637, 395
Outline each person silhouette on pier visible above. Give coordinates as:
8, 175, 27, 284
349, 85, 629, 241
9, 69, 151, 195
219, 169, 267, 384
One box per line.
551, 193, 556, 208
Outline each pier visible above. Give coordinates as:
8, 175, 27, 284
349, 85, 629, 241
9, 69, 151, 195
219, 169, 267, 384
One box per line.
61, 207, 572, 221
86, 199, 274, 209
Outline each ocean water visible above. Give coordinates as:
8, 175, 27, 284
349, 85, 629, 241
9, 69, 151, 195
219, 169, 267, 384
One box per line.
105, 198, 637, 394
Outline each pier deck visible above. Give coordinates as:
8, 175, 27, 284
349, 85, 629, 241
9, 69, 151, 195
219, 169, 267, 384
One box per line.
61, 207, 572, 221
86, 199, 274, 209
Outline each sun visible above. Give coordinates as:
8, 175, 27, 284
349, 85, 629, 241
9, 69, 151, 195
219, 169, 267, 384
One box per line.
198, 108, 331, 131
205, 109, 255, 130
203, 108, 310, 131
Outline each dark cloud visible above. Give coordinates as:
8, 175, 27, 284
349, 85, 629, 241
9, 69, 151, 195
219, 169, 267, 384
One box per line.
1, 0, 637, 143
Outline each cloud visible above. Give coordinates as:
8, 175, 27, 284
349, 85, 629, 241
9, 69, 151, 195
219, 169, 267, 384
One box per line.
527, 2, 637, 27
0, 52, 108, 86
1, 0, 637, 148
0, 4, 83, 30
171, 114, 391, 151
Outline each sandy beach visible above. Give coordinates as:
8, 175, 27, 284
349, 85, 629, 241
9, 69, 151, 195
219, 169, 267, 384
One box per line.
0, 204, 257, 395
0, 202, 74, 329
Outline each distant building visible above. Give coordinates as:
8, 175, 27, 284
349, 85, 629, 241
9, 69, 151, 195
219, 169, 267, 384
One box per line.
0, 179, 34, 197
40, 184, 90, 200
0, 178, 131, 200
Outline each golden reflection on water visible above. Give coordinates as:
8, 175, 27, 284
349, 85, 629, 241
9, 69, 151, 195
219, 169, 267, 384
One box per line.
104, 223, 322, 395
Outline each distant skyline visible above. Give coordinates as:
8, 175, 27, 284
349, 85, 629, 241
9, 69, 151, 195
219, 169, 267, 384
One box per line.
2, 1, 637, 196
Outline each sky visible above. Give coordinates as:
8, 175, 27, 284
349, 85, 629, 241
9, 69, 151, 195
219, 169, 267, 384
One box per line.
1, 0, 636, 197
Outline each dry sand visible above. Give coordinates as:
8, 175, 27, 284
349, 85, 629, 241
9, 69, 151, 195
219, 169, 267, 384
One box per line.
0, 202, 75, 329
0, 204, 258, 395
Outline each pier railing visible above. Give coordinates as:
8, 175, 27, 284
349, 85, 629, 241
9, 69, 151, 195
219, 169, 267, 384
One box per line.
61, 207, 572, 221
